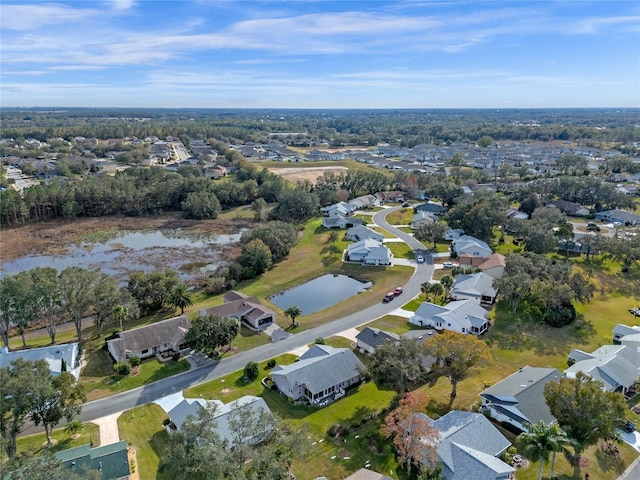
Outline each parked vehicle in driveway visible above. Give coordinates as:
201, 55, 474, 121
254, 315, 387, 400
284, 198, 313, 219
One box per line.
624, 421, 636, 433
442, 261, 454, 268
383, 292, 395, 303
394, 287, 403, 296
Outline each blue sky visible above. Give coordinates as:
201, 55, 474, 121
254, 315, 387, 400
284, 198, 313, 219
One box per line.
1, 0, 639, 108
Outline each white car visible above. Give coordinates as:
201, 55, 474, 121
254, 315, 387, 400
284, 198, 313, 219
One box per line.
442, 261, 454, 268
416, 255, 425, 263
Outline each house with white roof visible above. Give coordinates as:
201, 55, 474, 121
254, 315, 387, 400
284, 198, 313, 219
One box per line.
346, 225, 384, 243
452, 235, 493, 258
410, 211, 437, 229
613, 324, 640, 344
346, 239, 393, 266
270, 345, 364, 406
0, 343, 81, 380
450, 272, 497, 305
348, 195, 381, 210
166, 395, 273, 446
421, 410, 514, 480
565, 344, 640, 394
480, 366, 561, 432
320, 201, 357, 217
410, 300, 490, 335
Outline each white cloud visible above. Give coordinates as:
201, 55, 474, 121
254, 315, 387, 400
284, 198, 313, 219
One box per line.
109, 0, 135, 10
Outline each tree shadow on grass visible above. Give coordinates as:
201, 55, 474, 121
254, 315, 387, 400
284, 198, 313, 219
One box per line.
594, 446, 628, 476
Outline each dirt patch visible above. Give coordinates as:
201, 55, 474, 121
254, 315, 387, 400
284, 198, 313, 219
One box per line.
0, 212, 252, 263
128, 447, 140, 480
269, 166, 348, 185
221, 388, 231, 394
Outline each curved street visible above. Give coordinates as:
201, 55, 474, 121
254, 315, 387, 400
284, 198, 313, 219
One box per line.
22, 206, 433, 432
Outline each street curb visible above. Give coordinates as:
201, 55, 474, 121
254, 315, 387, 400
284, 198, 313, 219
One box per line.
618, 455, 640, 479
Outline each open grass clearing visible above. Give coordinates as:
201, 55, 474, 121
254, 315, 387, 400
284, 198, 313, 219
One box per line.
7, 423, 100, 462
385, 209, 413, 226
118, 404, 170, 480
386, 241, 414, 259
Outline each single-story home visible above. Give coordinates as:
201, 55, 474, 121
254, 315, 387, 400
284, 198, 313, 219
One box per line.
452, 235, 493, 258
415, 203, 448, 216
346, 225, 384, 243
322, 214, 363, 229
565, 344, 640, 394
476, 253, 506, 279
270, 345, 364, 406
355, 327, 400, 354
444, 228, 465, 241
450, 272, 497, 305
613, 323, 640, 344
199, 291, 275, 331
321, 201, 357, 217
0, 343, 81, 380
375, 190, 405, 203
166, 395, 273, 446
421, 410, 514, 480
106, 315, 191, 363
409, 299, 490, 335
349, 195, 381, 210
546, 200, 590, 217
506, 208, 529, 220
595, 209, 640, 225
55, 441, 129, 480
346, 239, 393, 266
410, 211, 437, 229
480, 366, 562, 432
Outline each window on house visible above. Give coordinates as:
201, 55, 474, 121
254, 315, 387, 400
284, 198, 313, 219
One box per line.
141, 349, 149, 354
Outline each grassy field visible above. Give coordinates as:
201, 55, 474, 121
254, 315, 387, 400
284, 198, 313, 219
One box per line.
8, 423, 100, 461
117, 404, 170, 480
385, 208, 414, 226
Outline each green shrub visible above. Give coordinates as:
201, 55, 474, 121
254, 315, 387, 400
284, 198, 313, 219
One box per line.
129, 355, 141, 367
314, 337, 326, 345
114, 362, 131, 375
266, 359, 276, 369
244, 361, 259, 380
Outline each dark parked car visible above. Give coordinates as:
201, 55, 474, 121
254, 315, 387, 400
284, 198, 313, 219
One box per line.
394, 287, 403, 296
623, 421, 636, 433
383, 292, 395, 303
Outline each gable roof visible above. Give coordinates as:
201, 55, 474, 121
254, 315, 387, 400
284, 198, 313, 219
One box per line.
347, 225, 384, 241
477, 253, 506, 271
107, 315, 190, 358
355, 327, 400, 349
199, 295, 275, 324
452, 235, 492, 256
425, 410, 513, 480
271, 345, 364, 396
55, 440, 129, 480
412, 300, 489, 331
565, 344, 640, 391
0, 343, 80, 378
451, 272, 497, 298
480, 366, 561, 427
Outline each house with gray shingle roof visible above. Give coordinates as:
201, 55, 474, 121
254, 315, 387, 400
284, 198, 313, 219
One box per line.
199, 291, 275, 331
166, 395, 273, 446
346, 239, 393, 266
106, 315, 190, 363
421, 410, 514, 480
594, 209, 640, 225
410, 210, 437, 229
346, 225, 384, 243
355, 327, 400, 354
452, 235, 493, 258
270, 345, 364, 406
0, 343, 81, 380
613, 323, 640, 344
409, 300, 490, 335
450, 272, 497, 305
480, 366, 561, 432
565, 344, 640, 394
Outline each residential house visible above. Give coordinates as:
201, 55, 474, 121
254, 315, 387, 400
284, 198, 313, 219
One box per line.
270, 345, 364, 405
565, 344, 640, 394
506, 208, 529, 220
477, 253, 507, 279
199, 291, 275, 331
480, 366, 561, 432
613, 324, 640, 344
355, 327, 400, 354
409, 300, 490, 335
349, 195, 381, 210
450, 272, 497, 305
421, 410, 514, 480
410, 211, 437, 229
595, 209, 640, 225
375, 190, 405, 203
55, 441, 130, 480
346, 239, 393, 266
322, 214, 363, 229
166, 395, 273, 446
444, 228, 465, 241
546, 200, 590, 217
616, 185, 639, 196
452, 235, 493, 258
344, 469, 393, 480
346, 225, 384, 243
106, 315, 191, 363
205, 164, 227, 179
0, 343, 81, 380
320, 201, 357, 217
415, 203, 448, 216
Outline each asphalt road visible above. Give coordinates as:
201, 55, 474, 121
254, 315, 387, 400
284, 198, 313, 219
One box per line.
21, 206, 434, 433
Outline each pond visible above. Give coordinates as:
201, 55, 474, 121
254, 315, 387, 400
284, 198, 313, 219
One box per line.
269, 274, 372, 315
0, 229, 243, 282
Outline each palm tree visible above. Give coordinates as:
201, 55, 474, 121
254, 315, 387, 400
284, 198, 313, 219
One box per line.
517, 421, 568, 480
169, 283, 193, 314
284, 305, 302, 328
440, 275, 453, 299
113, 305, 129, 333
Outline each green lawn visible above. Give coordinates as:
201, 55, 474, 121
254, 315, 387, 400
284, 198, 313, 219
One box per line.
9, 423, 100, 460
83, 357, 190, 402
118, 404, 170, 480
385, 209, 413, 226
386, 241, 414, 259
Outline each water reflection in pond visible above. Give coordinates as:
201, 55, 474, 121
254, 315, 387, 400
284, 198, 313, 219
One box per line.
269, 274, 372, 315
0, 229, 243, 282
